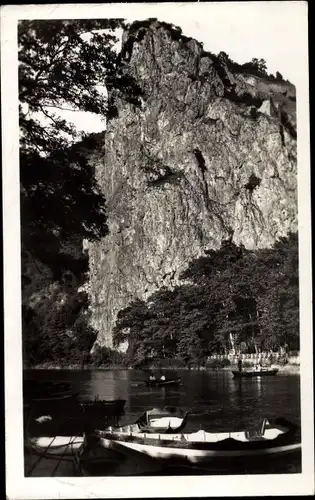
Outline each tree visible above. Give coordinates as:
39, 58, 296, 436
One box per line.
218, 51, 230, 64
113, 233, 299, 365
19, 19, 143, 257
19, 20, 143, 364
19, 19, 142, 156
242, 57, 268, 76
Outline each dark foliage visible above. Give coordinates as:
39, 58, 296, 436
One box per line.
22, 281, 98, 365
90, 345, 126, 367
20, 19, 142, 365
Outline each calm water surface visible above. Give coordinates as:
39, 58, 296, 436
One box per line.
25, 369, 301, 475
26, 369, 300, 430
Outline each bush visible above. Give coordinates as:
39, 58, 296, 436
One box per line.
205, 358, 230, 369
222, 358, 231, 367
91, 346, 126, 367
150, 357, 187, 369
288, 350, 299, 357
240, 360, 255, 368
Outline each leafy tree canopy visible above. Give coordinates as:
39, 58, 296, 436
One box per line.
114, 233, 299, 366
20, 19, 143, 366
19, 18, 141, 156
19, 19, 143, 260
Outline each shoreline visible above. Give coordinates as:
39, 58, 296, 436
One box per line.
24, 364, 300, 374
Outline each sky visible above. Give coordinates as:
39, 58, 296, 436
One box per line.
26, 2, 308, 135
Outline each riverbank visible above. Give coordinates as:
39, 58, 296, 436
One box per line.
24, 363, 300, 374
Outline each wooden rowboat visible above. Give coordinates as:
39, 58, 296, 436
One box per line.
136, 407, 188, 433
26, 436, 84, 457
76, 434, 164, 476
95, 417, 300, 464
232, 368, 279, 378
108, 407, 189, 434
23, 379, 77, 404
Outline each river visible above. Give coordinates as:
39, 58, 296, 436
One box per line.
24, 369, 301, 475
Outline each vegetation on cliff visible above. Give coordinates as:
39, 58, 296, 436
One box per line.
113, 233, 299, 367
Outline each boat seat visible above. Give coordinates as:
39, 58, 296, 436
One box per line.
245, 429, 265, 441
263, 428, 284, 440
245, 419, 270, 441
150, 417, 183, 428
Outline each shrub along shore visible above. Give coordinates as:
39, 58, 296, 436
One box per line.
25, 360, 300, 374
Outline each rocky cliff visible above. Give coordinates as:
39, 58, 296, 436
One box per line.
87, 20, 297, 349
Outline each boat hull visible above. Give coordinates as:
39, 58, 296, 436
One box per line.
80, 399, 126, 415
98, 437, 300, 463
232, 369, 279, 378
25, 392, 78, 404
97, 417, 300, 464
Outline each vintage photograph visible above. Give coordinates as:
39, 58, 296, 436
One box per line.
2, 1, 313, 497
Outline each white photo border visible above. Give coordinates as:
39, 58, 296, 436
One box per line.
2, 2, 313, 498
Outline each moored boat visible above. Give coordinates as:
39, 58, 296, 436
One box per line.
109, 407, 189, 434
136, 407, 188, 433
146, 377, 181, 387
79, 398, 126, 415
26, 435, 85, 457
76, 433, 164, 476
95, 417, 300, 464
232, 368, 279, 378
23, 379, 76, 404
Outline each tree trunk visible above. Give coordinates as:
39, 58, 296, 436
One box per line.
229, 333, 235, 354
255, 308, 261, 353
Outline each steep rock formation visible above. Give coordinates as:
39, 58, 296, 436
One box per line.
88, 20, 297, 348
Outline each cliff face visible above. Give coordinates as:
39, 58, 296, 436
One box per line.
88, 20, 297, 348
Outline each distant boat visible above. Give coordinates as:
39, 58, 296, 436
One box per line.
146, 377, 181, 387
95, 417, 300, 464
232, 368, 279, 378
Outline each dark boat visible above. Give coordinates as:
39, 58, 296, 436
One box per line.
23, 379, 76, 404
79, 398, 126, 415
146, 377, 181, 387
232, 368, 279, 378
96, 417, 300, 464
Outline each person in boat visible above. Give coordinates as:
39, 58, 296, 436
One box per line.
160, 374, 166, 381
149, 373, 156, 381
237, 358, 243, 372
